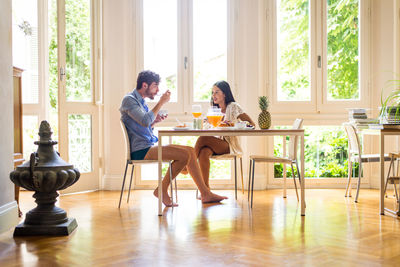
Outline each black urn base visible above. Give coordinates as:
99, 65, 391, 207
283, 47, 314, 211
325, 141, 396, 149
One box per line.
13, 218, 77, 236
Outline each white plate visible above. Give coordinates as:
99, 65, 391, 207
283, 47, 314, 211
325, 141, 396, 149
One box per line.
236, 126, 255, 130
172, 126, 191, 130
216, 126, 236, 130
215, 126, 255, 130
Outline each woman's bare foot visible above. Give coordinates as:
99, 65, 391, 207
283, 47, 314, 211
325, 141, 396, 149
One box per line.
201, 192, 228, 203
153, 188, 179, 207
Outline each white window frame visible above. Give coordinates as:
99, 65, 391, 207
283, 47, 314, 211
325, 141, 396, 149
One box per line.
267, 0, 371, 115
133, 0, 236, 188
263, 0, 372, 187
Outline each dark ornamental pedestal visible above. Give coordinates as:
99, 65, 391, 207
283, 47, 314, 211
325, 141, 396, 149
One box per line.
10, 121, 80, 236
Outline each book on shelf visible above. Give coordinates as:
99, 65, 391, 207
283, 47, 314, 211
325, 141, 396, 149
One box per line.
368, 124, 400, 130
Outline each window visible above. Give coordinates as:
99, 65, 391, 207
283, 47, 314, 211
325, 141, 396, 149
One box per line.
269, 0, 369, 113
139, 0, 230, 111
274, 126, 352, 179
137, 0, 232, 186
266, 0, 370, 180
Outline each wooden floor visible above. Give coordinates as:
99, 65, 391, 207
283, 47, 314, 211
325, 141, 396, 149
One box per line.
1, 189, 400, 266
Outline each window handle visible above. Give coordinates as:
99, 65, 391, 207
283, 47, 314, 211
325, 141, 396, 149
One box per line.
60, 67, 66, 81
317, 56, 321, 68
184, 56, 188, 70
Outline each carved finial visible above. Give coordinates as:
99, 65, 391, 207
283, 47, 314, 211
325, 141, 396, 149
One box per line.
38, 120, 53, 141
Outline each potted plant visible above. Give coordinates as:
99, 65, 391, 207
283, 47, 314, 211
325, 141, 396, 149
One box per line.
380, 78, 400, 124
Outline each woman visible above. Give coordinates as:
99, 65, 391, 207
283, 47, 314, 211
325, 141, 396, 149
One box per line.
194, 81, 255, 189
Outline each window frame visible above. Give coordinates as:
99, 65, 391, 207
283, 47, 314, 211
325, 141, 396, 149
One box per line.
267, 0, 371, 115
134, 0, 236, 187
263, 0, 372, 187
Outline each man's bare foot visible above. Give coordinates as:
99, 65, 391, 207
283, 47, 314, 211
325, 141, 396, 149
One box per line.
153, 188, 179, 207
180, 166, 188, 175
201, 192, 228, 203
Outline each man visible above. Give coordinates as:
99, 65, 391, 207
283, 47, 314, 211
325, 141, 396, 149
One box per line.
120, 70, 227, 207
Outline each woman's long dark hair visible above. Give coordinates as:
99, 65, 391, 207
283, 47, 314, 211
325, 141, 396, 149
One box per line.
211, 80, 236, 107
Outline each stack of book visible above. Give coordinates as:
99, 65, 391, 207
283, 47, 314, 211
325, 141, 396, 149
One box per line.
383, 107, 400, 124
348, 108, 376, 128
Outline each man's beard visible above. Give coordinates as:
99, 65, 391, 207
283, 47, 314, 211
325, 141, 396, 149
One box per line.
146, 88, 155, 100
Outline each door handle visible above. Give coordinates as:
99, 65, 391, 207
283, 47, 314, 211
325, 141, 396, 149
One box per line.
60, 67, 66, 81
184, 56, 188, 70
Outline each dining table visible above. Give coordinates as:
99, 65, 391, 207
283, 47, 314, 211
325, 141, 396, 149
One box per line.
156, 128, 305, 216
362, 125, 400, 215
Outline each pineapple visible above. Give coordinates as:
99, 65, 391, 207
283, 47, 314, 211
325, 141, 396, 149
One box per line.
258, 96, 271, 129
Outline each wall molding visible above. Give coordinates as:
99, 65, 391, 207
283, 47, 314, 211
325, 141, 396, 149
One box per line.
0, 201, 19, 235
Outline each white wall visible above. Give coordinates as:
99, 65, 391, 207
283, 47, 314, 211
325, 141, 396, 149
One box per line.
0, 0, 19, 234
368, 0, 400, 189
102, 0, 136, 189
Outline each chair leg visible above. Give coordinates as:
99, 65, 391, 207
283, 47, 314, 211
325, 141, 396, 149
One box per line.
240, 157, 244, 195
384, 158, 394, 198
174, 167, 178, 203
118, 162, 129, 208
291, 163, 299, 202
169, 162, 174, 204
355, 161, 362, 203
251, 159, 255, 208
295, 161, 301, 185
127, 164, 135, 203
345, 159, 352, 197
234, 156, 237, 200
248, 159, 252, 201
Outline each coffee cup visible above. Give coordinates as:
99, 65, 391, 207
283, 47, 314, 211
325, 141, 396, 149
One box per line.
236, 121, 246, 129
159, 109, 168, 117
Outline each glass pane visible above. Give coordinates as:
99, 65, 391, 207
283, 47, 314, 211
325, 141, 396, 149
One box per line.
12, 0, 39, 104
193, 0, 227, 102
68, 114, 92, 173
65, 0, 92, 102
277, 0, 310, 101
22, 115, 39, 161
49, 0, 59, 139
274, 126, 350, 178
141, 130, 230, 180
143, 0, 178, 102
327, 0, 359, 100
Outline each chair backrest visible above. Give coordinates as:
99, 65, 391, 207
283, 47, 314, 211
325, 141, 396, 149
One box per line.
120, 119, 131, 161
343, 123, 361, 156
288, 118, 304, 159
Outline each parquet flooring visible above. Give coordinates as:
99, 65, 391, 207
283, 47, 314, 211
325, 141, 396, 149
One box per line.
1, 189, 400, 266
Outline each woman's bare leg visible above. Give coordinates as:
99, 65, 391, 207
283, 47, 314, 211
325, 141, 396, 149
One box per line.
194, 136, 230, 187
198, 147, 213, 188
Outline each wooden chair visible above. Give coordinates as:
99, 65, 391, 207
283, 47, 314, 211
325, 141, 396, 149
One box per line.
384, 152, 400, 200
211, 153, 243, 199
343, 123, 392, 202
119, 120, 177, 208
248, 118, 303, 208
195, 153, 243, 200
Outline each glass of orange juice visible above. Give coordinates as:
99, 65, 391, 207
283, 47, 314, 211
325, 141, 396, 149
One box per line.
192, 104, 202, 118
207, 107, 224, 128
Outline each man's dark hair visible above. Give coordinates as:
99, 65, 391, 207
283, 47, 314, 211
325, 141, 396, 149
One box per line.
136, 70, 161, 90
212, 80, 236, 107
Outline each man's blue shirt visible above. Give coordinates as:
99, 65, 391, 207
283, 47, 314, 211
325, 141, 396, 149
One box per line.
119, 89, 158, 153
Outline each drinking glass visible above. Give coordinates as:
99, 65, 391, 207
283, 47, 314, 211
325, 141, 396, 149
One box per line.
192, 104, 202, 118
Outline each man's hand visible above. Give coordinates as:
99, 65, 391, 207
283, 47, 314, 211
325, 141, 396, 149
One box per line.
159, 90, 171, 105
152, 114, 168, 126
